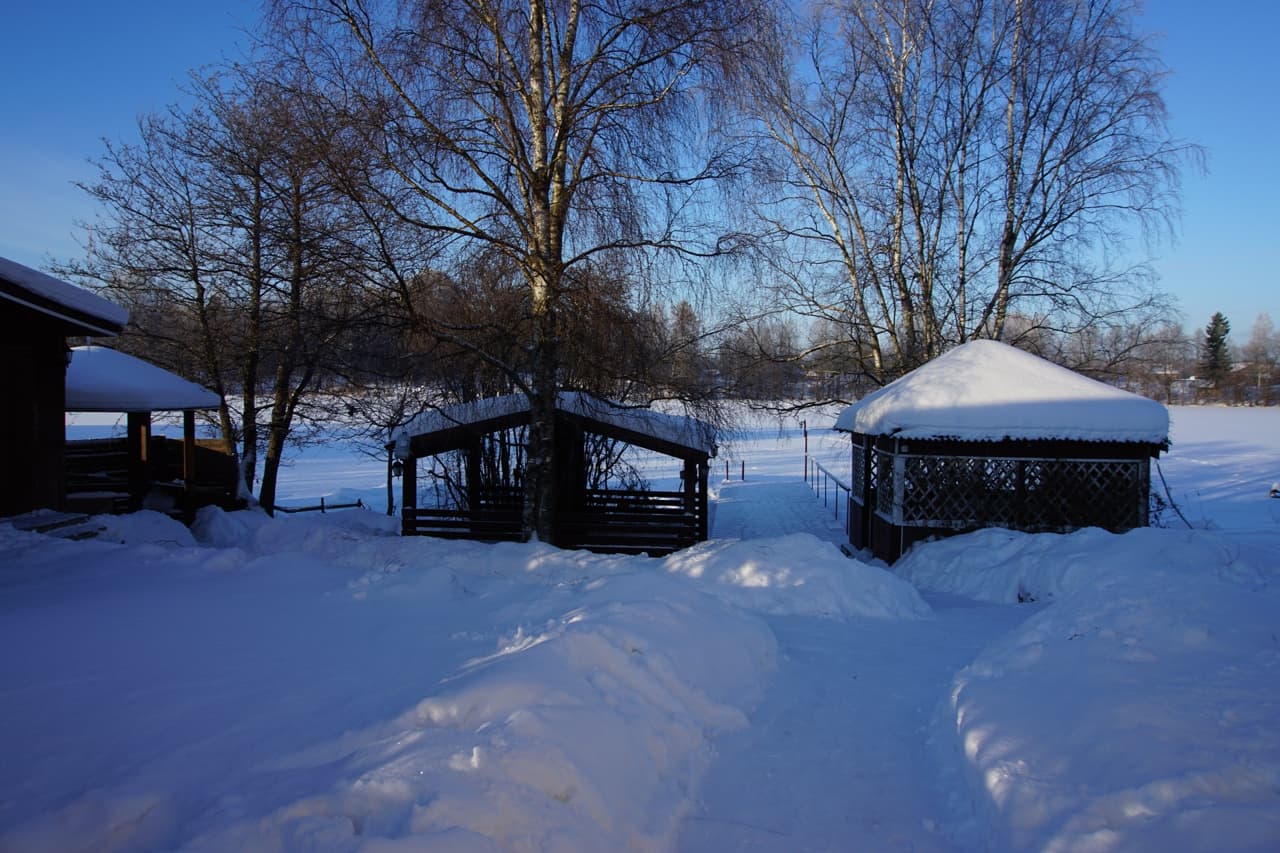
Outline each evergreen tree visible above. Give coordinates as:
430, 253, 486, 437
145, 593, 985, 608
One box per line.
1201, 312, 1232, 389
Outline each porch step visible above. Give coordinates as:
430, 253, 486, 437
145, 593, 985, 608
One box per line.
5, 510, 106, 541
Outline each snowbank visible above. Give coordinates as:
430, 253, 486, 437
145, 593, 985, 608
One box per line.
909, 528, 1280, 850
895, 525, 1278, 604
664, 533, 931, 620
0, 511, 776, 852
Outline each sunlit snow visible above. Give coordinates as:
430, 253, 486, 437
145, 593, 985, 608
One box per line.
3, 404, 1278, 851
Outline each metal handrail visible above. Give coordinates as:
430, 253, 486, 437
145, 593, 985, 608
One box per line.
806, 456, 851, 522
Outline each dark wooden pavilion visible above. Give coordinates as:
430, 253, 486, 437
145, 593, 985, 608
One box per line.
64, 345, 240, 518
390, 393, 716, 556
1, 256, 126, 518
835, 340, 1169, 563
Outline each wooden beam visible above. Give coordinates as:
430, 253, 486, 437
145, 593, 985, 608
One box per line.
126, 411, 152, 507
182, 410, 197, 490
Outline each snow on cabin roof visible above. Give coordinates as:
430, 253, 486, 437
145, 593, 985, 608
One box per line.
401, 392, 717, 457
0, 255, 128, 335
834, 339, 1169, 444
66, 346, 220, 412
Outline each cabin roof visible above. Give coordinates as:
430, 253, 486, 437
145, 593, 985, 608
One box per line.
0, 256, 127, 336
66, 346, 220, 412
834, 339, 1169, 444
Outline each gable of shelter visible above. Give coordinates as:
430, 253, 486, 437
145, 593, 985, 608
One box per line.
400, 393, 714, 462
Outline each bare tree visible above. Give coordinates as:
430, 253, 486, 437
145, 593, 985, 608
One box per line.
71, 63, 373, 512
270, 0, 765, 540
1241, 313, 1277, 405
742, 0, 1193, 386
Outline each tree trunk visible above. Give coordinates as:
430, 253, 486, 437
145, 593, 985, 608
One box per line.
523, 268, 559, 543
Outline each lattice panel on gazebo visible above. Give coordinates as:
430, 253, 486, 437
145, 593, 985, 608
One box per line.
873, 450, 893, 517
851, 442, 866, 500
892, 455, 1144, 532
1022, 459, 1144, 530
901, 456, 1019, 527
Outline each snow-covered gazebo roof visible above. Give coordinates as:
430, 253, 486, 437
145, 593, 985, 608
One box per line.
834, 339, 1169, 445
0, 256, 127, 336
66, 346, 220, 413
400, 391, 717, 459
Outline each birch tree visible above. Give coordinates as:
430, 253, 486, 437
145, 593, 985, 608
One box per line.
745, 0, 1190, 385
272, 0, 763, 539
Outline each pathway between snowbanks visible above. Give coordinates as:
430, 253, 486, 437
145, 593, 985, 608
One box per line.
681, 479, 1036, 850
678, 599, 1031, 851
682, 474, 1280, 851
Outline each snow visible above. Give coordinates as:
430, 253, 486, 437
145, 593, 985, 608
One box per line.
835, 339, 1170, 444
2, 404, 1278, 851
402, 392, 718, 457
0, 254, 128, 332
66, 345, 220, 412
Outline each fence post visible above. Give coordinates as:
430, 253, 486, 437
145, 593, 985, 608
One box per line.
802, 419, 808, 482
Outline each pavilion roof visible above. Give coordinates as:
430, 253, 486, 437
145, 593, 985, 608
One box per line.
66, 346, 220, 413
834, 339, 1169, 444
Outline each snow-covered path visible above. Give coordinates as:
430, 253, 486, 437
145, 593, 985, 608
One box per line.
678, 599, 1033, 851
683, 477, 1035, 850
711, 476, 849, 545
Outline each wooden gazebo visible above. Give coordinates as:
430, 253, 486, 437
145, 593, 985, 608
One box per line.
390, 393, 716, 556
64, 345, 240, 518
835, 340, 1169, 563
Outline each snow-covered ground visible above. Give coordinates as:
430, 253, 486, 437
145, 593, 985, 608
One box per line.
4, 406, 1278, 851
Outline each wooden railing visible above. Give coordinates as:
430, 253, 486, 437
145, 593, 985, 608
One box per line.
402, 487, 702, 556
64, 436, 240, 516
561, 489, 700, 556
64, 438, 132, 513
402, 504, 523, 541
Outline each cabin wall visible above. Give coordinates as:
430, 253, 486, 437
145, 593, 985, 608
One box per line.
0, 306, 69, 516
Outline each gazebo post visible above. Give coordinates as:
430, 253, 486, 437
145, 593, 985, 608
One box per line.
401, 454, 417, 535
126, 410, 152, 508
182, 409, 197, 490
385, 452, 395, 517
697, 459, 709, 542
681, 456, 696, 515
466, 437, 483, 520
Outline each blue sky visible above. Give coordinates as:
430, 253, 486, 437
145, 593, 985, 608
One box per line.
1, 1, 1275, 338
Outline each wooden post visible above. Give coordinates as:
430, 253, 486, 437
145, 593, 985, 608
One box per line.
698, 459, 709, 541
681, 457, 696, 540
466, 437, 483, 517
182, 410, 197, 490
402, 455, 417, 535
386, 452, 395, 516
126, 411, 152, 508
802, 419, 808, 482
